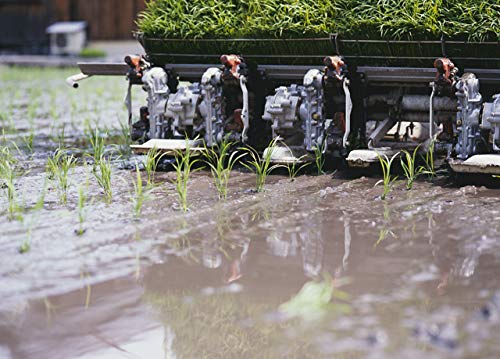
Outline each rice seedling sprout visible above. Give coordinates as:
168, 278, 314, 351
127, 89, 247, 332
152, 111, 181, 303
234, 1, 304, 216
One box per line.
92, 155, 113, 202
0, 148, 20, 220
400, 145, 424, 190
240, 137, 283, 192
132, 164, 147, 218
204, 137, 244, 200
172, 138, 201, 212
46, 149, 77, 205
76, 181, 88, 236
144, 147, 167, 187
313, 139, 327, 175
376, 152, 399, 200
421, 139, 436, 179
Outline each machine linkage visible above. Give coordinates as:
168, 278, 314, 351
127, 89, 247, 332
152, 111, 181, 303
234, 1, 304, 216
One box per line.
67, 52, 500, 175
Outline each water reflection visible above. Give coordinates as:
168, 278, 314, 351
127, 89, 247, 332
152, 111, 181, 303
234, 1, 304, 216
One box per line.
264, 212, 354, 279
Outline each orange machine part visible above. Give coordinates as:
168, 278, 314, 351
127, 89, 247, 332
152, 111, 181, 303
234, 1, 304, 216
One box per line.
434, 57, 455, 84
220, 54, 242, 78
324, 56, 345, 80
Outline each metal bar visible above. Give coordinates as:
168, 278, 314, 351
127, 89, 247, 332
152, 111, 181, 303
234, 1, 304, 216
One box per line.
148, 53, 500, 61
78, 62, 129, 75
139, 34, 499, 46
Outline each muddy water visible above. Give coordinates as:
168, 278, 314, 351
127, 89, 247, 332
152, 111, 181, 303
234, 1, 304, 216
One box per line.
1, 173, 499, 358
1, 67, 500, 358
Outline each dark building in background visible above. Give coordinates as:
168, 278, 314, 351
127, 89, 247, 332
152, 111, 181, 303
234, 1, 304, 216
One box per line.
0, 0, 145, 54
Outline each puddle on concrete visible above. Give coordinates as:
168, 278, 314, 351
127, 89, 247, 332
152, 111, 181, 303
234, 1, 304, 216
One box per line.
1, 67, 500, 358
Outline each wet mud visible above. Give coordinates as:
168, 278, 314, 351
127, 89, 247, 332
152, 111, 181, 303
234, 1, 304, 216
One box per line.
1, 67, 500, 358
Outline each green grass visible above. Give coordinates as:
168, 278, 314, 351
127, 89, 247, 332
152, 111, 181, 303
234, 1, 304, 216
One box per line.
376, 152, 399, 200
204, 138, 243, 200
46, 149, 77, 205
138, 0, 499, 41
79, 48, 107, 58
240, 137, 283, 192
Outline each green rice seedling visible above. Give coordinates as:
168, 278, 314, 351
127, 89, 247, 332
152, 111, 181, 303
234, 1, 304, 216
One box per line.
420, 139, 436, 179
19, 239, 30, 254
138, 0, 498, 42
287, 155, 310, 181
22, 132, 35, 154
0, 152, 20, 220
400, 145, 424, 190
204, 138, 244, 200
172, 139, 201, 212
144, 147, 167, 187
117, 120, 132, 159
132, 164, 147, 218
85, 126, 106, 166
75, 181, 88, 236
376, 152, 399, 200
30, 177, 48, 212
19, 222, 32, 254
240, 137, 283, 193
92, 155, 113, 202
56, 123, 66, 147
276, 141, 310, 181
313, 139, 327, 175
46, 149, 77, 205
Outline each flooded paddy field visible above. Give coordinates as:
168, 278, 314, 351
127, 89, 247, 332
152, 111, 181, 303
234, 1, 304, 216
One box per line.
1, 66, 500, 358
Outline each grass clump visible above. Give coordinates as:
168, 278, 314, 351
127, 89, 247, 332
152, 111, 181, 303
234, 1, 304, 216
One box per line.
173, 139, 201, 212
46, 149, 77, 205
240, 138, 282, 192
204, 138, 243, 200
376, 152, 399, 200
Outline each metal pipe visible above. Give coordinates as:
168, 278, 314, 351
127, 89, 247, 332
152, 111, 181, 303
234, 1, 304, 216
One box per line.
342, 78, 352, 147
66, 73, 90, 88
124, 83, 132, 128
205, 87, 214, 147
240, 75, 249, 143
429, 82, 435, 139
401, 94, 456, 112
